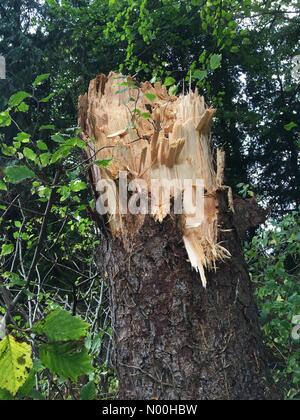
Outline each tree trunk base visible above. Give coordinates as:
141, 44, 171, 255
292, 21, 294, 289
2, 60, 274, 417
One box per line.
96, 194, 279, 400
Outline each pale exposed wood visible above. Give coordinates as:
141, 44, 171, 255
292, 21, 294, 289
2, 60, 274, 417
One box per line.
79, 72, 232, 287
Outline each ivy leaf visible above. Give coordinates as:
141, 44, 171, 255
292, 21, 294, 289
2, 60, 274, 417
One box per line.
33, 308, 90, 342
164, 77, 176, 87
210, 54, 222, 70
5, 165, 35, 184
39, 342, 92, 381
80, 381, 96, 400
33, 74, 50, 87
0, 335, 33, 396
8, 91, 31, 108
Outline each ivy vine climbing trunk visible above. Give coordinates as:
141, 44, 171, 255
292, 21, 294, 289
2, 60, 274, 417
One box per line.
79, 73, 279, 400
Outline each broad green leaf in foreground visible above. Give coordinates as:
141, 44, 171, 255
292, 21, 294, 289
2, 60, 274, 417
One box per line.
39, 342, 92, 381
0, 335, 33, 396
33, 308, 90, 342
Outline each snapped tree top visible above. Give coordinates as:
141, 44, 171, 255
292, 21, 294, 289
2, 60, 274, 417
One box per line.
78, 72, 232, 288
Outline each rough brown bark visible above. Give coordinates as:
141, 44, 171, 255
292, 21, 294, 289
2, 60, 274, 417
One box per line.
96, 193, 278, 400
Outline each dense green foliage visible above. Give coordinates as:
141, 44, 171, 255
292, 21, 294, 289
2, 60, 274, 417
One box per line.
246, 213, 300, 400
0, 0, 299, 399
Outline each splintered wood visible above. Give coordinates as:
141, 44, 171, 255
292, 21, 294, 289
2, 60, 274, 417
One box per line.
79, 72, 231, 288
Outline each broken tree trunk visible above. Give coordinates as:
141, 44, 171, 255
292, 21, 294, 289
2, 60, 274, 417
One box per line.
79, 73, 278, 400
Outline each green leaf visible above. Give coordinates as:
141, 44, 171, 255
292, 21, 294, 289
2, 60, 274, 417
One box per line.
141, 112, 151, 119
94, 159, 112, 168
164, 77, 176, 87
40, 93, 55, 103
5, 166, 35, 184
17, 370, 35, 398
64, 137, 86, 149
145, 93, 156, 102
39, 125, 55, 131
2, 272, 25, 287
80, 381, 96, 400
50, 146, 72, 164
230, 46, 240, 54
0, 335, 33, 396
284, 122, 298, 131
23, 147, 37, 162
70, 181, 87, 193
0, 111, 11, 127
39, 153, 51, 167
1, 244, 14, 257
37, 141, 48, 151
33, 308, 90, 342
169, 85, 178, 96
1, 145, 16, 156
8, 91, 31, 108
14, 132, 31, 143
17, 102, 29, 113
0, 180, 7, 191
210, 54, 222, 70
51, 134, 65, 143
39, 342, 92, 381
193, 70, 208, 81
33, 74, 50, 87
0, 389, 13, 400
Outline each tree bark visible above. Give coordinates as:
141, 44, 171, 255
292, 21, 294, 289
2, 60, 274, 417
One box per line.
96, 193, 278, 400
